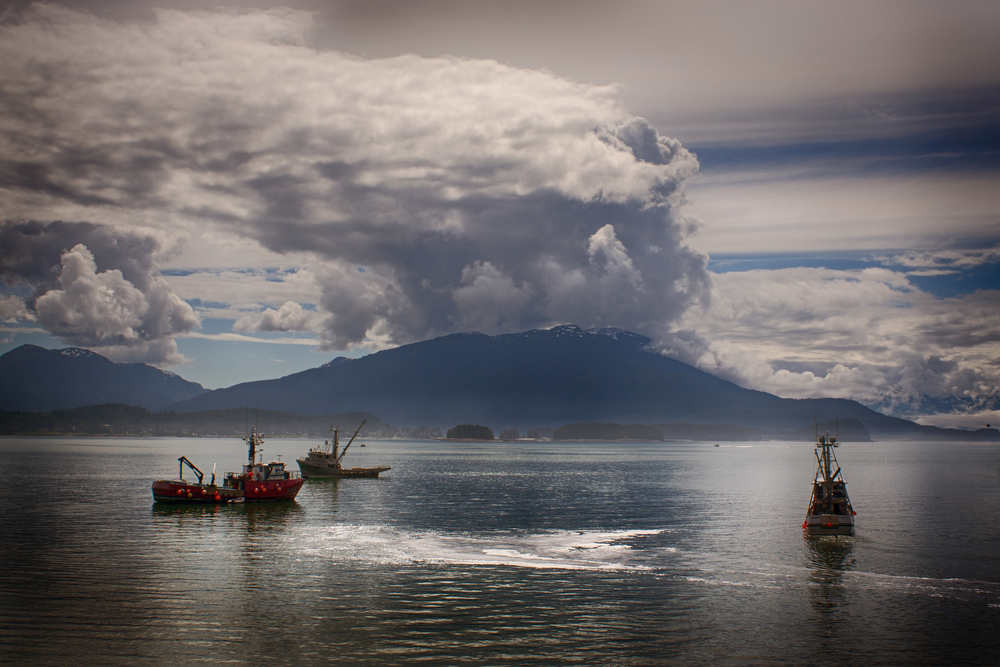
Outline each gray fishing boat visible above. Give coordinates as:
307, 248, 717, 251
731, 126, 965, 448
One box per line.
296, 420, 391, 478
803, 428, 856, 535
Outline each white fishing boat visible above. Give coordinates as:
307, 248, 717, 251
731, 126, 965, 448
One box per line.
803, 429, 856, 535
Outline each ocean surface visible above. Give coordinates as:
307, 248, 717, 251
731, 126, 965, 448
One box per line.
2, 436, 999, 665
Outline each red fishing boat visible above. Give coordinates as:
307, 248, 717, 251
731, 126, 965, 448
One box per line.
151, 424, 304, 503
230, 425, 305, 502
151, 457, 242, 503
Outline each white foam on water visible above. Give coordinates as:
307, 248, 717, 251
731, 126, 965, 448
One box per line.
846, 570, 1000, 603
679, 559, 1000, 605
293, 526, 672, 571
684, 575, 782, 589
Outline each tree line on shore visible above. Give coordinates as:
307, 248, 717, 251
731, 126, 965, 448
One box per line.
444, 419, 873, 442
0, 404, 391, 437
0, 403, 874, 442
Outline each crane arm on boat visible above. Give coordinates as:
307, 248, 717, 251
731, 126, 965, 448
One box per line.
178, 456, 204, 484
338, 420, 367, 462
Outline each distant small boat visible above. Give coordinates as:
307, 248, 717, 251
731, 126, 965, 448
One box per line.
803, 429, 856, 535
297, 420, 391, 478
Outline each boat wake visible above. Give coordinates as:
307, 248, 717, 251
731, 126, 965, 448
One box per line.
676, 560, 1000, 606
296, 526, 671, 571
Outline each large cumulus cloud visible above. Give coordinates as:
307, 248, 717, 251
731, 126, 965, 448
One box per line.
0, 219, 198, 364
0, 4, 708, 351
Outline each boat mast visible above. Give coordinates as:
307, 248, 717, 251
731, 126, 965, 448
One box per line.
823, 434, 832, 512
243, 405, 263, 469
817, 431, 839, 512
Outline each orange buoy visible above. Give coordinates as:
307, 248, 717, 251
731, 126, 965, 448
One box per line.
214, 494, 221, 501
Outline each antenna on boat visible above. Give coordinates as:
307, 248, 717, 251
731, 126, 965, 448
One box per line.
255, 401, 262, 464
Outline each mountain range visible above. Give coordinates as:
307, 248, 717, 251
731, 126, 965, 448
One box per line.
3, 327, 996, 441
0, 344, 207, 411
167, 325, 989, 440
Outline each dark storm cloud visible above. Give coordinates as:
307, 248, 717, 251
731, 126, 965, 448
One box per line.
0, 220, 161, 293
0, 4, 709, 351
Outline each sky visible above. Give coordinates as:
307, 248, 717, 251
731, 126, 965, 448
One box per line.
0, 0, 998, 428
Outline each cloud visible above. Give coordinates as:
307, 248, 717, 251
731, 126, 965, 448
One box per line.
452, 261, 533, 333
0, 4, 708, 352
233, 300, 319, 333
876, 248, 1000, 270
181, 331, 319, 346
0, 220, 198, 364
588, 224, 644, 290
0, 295, 31, 322
672, 266, 1000, 416
35, 244, 148, 343
164, 267, 322, 322
686, 171, 1000, 254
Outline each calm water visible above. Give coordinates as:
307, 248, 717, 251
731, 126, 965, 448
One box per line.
2, 437, 999, 665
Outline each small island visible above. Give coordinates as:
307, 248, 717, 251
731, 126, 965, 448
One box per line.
446, 424, 494, 440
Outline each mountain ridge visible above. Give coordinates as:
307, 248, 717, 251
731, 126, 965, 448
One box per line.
0, 344, 208, 412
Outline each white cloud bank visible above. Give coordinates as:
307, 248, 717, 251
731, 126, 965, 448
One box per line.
673, 264, 1000, 418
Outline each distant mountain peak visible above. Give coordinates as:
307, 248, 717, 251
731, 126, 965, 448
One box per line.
584, 327, 652, 346
547, 324, 586, 337
58, 347, 106, 360
0, 344, 207, 411
321, 356, 353, 368
497, 324, 651, 348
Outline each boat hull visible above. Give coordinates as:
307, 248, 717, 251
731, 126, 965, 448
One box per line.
335, 466, 391, 478
804, 514, 855, 536
242, 477, 306, 502
151, 480, 242, 503
297, 458, 390, 478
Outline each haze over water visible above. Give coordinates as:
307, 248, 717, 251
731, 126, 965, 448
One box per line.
2, 437, 999, 665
